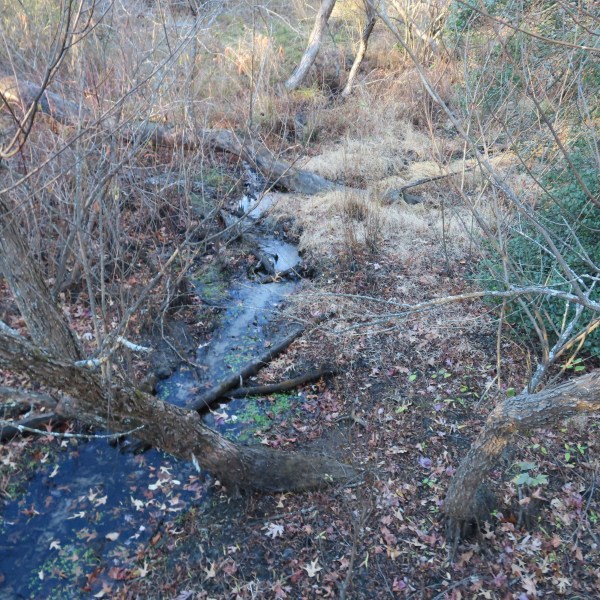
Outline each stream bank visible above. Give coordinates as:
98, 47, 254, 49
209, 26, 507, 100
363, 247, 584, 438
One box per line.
0, 182, 318, 599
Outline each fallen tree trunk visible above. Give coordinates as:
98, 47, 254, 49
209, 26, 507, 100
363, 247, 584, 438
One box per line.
0, 326, 356, 491
226, 365, 338, 398
0, 186, 355, 492
445, 370, 600, 539
0, 386, 57, 415
0, 76, 336, 195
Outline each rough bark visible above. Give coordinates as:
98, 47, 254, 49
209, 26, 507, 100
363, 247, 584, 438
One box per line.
284, 0, 338, 91
0, 195, 82, 360
0, 76, 336, 196
0, 326, 356, 491
445, 370, 600, 537
341, 3, 376, 98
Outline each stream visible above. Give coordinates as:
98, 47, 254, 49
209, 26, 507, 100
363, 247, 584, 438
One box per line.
0, 186, 303, 598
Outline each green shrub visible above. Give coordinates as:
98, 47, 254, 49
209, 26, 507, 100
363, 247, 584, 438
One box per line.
478, 147, 600, 358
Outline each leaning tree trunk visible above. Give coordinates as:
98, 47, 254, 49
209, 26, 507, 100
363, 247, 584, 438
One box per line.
0, 186, 354, 492
341, 2, 376, 98
0, 195, 81, 361
0, 326, 354, 491
445, 370, 600, 538
284, 0, 338, 91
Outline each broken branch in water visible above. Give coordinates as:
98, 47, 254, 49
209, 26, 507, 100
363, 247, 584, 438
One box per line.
225, 365, 338, 398
188, 325, 306, 411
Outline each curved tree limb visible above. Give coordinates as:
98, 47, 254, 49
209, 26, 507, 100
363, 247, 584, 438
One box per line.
444, 370, 600, 537
341, 1, 376, 98
284, 0, 338, 91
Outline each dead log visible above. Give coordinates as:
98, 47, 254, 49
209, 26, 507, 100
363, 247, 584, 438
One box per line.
444, 370, 600, 540
0, 75, 82, 127
0, 76, 336, 195
188, 325, 305, 411
0, 386, 57, 414
381, 168, 478, 206
225, 365, 338, 398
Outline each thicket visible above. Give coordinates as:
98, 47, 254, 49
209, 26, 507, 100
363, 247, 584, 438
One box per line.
480, 145, 600, 359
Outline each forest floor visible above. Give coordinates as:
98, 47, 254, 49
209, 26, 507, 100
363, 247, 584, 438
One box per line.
3, 139, 599, 599
1, 24, 599, 593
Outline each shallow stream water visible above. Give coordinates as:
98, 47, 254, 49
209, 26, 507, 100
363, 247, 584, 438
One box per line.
0, 191, 302, 598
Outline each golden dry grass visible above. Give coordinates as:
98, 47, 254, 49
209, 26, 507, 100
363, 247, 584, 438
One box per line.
270, 184, 473, 268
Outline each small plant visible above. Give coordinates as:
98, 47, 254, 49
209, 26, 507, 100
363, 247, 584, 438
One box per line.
512, 461, 548, 487
564, 442, 586, 463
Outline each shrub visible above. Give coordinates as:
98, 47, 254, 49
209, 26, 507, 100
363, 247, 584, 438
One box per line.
479, 147, 600, 359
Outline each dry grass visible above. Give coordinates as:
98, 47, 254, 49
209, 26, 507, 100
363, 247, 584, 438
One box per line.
302, 121, 434, 184
270, 184, 473, 269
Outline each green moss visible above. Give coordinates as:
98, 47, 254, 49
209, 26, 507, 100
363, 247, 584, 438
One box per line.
191, 264, 228, 304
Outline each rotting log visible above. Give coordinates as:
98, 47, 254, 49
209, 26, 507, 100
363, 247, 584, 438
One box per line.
0, 326, 356, 491
0, 76, 336, 196
445, 369, 600, 540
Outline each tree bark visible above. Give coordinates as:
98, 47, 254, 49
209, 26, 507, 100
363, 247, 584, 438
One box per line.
445, 370, 600, 536
284, 0, 338, 91
341, 2, 376, 98
0, 195, 82, 360
0, 326, 356, 491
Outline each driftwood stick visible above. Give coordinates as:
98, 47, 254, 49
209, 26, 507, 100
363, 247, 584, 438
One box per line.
0, 413, 65, 443
225, 365, 338, 398
188, 325, 305, 411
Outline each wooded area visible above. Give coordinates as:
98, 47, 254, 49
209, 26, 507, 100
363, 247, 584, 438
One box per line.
1, 0, 599, 597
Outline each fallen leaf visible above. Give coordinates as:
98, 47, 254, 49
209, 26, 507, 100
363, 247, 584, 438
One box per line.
204, 562, 217, 579
303, 559, 322, 578
264, 523, 284, 539
108, 567, 132, 581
